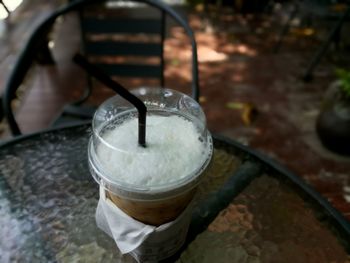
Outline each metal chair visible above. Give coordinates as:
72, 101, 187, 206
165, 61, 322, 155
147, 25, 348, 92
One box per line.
274, 0, 350, 81
3, 0, 200, 136
0, 1, 10, 15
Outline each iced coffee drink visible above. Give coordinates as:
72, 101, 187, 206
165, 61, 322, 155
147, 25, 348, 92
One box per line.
89, 88, 213, 226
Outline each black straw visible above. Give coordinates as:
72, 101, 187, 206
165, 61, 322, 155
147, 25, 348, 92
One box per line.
73, 54, 147, 147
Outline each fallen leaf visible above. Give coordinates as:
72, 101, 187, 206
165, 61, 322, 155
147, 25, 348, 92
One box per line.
226, 102, 258, 125
242, 103, 258, 125
226, 102, 244, 109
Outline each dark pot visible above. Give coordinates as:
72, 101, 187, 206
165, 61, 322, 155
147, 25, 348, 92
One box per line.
316, 81, 350, 155
316, 107, 350, 155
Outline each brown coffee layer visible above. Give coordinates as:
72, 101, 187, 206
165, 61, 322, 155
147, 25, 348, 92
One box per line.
106, 189, 196, 226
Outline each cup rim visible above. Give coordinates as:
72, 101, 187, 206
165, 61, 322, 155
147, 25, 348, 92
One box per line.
92, 88, 207, 154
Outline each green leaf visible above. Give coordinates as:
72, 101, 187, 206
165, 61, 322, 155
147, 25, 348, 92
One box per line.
226, 102, 244, 109
335, 68, 350, 99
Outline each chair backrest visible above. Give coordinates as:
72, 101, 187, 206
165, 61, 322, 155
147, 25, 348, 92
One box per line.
3, 0, 200, 136
79, 1, 166, 86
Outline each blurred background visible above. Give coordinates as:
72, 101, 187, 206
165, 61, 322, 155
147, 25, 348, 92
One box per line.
0, 0, 349, 219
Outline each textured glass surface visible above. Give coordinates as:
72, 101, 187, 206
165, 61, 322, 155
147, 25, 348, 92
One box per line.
0, 126, 239, 262
0, 125, 349, 262
195, 148, 241, 206
178, 175, 350, 263
0, 126, 132, 263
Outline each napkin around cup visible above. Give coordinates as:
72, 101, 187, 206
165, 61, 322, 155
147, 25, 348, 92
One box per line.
96, 186, 194, 260
96, 186, 156, 254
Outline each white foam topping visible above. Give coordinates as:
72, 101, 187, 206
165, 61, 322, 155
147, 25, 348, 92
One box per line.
96, 114, 211, 187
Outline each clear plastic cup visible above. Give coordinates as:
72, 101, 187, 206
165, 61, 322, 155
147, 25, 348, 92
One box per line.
88, 87, 213, 226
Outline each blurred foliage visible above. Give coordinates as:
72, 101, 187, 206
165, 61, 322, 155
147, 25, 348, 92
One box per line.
290, 27, 315, 37
185, 0, 269, 13
335, 68, 350, 99
185, 0, 206, 8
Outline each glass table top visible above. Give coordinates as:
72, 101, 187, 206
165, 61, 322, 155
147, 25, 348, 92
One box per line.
0, 124, 349, 262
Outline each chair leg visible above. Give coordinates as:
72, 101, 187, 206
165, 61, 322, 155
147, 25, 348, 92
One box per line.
274, 2, 299, 53
160, 10, 165, 88
0, 96, 3, 122
302, 5, 350, 82
333, 25, 341, 51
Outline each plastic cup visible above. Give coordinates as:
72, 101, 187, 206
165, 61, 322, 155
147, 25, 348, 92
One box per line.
88, 87, 213, 226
